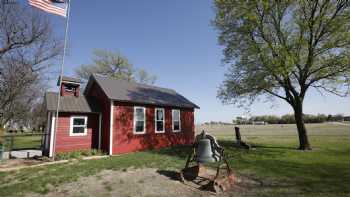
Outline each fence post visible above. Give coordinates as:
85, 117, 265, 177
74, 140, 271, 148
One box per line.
9, 136, 14, 159
234, 126, 241, 145
40, 133, 46, 150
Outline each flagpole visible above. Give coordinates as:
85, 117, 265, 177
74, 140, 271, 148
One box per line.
52, 0, 71, 160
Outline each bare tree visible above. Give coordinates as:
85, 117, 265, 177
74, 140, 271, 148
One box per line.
0, 2, 62, 128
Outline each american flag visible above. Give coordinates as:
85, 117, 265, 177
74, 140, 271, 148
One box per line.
29, 0, 68, 17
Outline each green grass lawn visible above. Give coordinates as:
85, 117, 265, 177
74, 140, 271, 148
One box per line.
0, 123, 349, 196
3, 135, 42, 151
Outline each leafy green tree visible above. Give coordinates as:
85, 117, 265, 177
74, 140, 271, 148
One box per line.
214, 0, 350, 150
137, 69, 157, 85
265, 115, 281, 124
76, 49, 156, 84
281, 114, 296, 124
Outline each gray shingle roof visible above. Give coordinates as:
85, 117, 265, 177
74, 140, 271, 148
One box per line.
57, 76, 81, 86
85, 74, 199, 109
45, 92, 100, 113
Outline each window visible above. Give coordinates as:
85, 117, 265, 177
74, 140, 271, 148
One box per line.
70, 116, 88, 136
134, 107, 146, 134
155, 108, 164, 133
172, 109, 181, 132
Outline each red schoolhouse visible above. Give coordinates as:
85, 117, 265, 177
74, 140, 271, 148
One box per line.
43, 74, 199, 157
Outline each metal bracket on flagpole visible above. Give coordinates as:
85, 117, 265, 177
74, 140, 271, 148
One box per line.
52, 0, 71, 160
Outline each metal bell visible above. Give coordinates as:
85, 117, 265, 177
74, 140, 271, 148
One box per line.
195, 138, 216, 163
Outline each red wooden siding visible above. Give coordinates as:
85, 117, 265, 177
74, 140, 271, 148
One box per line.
112, 102, 195, 154
85, 82, 111, 153
60, 83, 80, 97
52, 80, 196, 156
54, 112, 99, 153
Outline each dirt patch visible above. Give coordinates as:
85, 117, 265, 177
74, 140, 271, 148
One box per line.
27, 168, 261, 197
0, 159, 43, 169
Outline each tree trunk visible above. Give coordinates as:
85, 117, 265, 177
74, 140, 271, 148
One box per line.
293, 101, 312, 150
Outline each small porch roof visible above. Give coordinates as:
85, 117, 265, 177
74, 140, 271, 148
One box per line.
45, 92, 101, 113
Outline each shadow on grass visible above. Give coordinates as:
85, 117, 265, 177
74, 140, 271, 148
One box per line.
156, 170, 180, 181
237, 158, 350, 194
219, 139, 296, 150
250, 144, 296, 150
149, 144, 192, 160
11, 148, 42, 151
148, 139, 350, 194
148, 140, 291, 161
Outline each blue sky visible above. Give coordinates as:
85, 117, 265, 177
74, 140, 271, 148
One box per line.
26, 0, 350, 123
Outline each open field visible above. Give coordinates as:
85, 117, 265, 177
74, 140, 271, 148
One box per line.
0, 123, 349, 196
197, 123, 350, 196
197, 122, 350, 137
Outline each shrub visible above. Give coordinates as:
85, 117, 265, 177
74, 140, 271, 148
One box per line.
90, 149, 103, 156
55, 151, 81, 160
55, 149, 104, 160
246, 113, 330, 124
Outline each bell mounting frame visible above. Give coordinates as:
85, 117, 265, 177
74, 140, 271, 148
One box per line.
178, 130, 235, 193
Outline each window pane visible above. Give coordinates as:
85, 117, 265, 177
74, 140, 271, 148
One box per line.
73, 118, 85, 126
173, 110, 180, 121
174, 121, 180, 131
73, 126, 85, 133
156, 110, 163, 121
135, 121, 144, 132
156, 121, 163, 131
135, 108, 144, 120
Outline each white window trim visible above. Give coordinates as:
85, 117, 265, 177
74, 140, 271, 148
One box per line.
133, 106, 146, 134
154, 108, 165, 133
109, 101, 114, 155
172, 109, 181, 132
69, 116, 88, 136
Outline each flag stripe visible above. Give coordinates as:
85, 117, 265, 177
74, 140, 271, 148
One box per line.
29, 1, 65, 13
31, 0, 66, 11
43, 0, 64, 9
29, 0, 65, 12
29, 2, 66, 17
29, 2, 65, 14
29, 0, 66, 17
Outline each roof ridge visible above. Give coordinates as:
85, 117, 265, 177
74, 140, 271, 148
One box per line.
92, 73, 177, 93
90, 73, 199, 109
